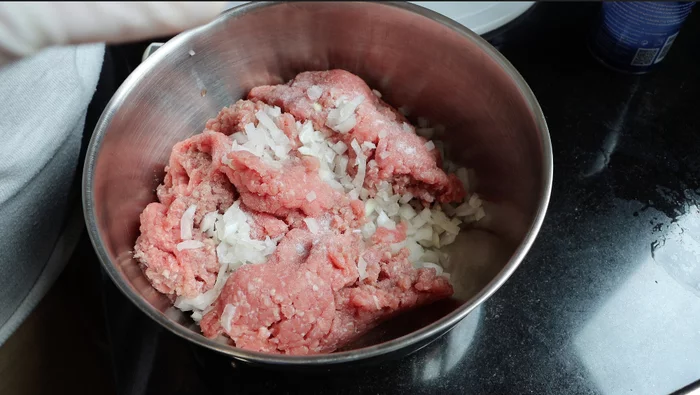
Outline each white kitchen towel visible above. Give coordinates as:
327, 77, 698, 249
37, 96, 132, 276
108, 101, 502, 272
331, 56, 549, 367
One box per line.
0, 2, 226, 65
0, 1, 228, 347
0, 43, 104, 345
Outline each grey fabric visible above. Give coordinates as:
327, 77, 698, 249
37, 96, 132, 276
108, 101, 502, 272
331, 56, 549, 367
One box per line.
0, 43, 104, 345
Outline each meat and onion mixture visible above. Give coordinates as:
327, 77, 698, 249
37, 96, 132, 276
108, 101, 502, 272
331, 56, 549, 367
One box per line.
134, 70, 485, 355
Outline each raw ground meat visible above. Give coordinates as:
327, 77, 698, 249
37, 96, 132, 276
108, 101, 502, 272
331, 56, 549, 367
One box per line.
221, 150, 357, 221
243, 207, 289, 240
249, 70, 465, 203
206, 100, 300, 145
134, 69, 460, 355
199, 228, 451, 354
135, 132, 234, 299
156, 131, 235, 211
134, 200, 220, 299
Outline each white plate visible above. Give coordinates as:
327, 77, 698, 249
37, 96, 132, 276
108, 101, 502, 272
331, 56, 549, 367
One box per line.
224, 2, 535, 36
410, 2, 535, 35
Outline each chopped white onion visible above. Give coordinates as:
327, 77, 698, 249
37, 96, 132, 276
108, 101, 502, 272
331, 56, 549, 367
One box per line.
304, 218, 320, 234
376, 210, 396, 230
421, 261, 444, 275
327, 95, 365, 133
332, 141, 348, 155
361, 222, 377, 239
350, 139, 366, 191
174, 261, 229, 312
358, 257, 368, 280
440, 232, 457, 246
176, 240, 205, 251
414, 225, 433, 242
361, 141, 376, 150
200, 211, 218, 234
334, 115, 357, 134
220, 304, 237, 333
399, 204, 417, 220
469, 194, 482, 208
180, 205, 197, 240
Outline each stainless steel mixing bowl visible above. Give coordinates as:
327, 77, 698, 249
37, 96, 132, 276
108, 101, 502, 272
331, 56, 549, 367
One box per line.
83, 1, 552, 366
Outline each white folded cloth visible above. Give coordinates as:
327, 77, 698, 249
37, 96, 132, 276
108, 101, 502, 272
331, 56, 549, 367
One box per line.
0, 2, 226, 345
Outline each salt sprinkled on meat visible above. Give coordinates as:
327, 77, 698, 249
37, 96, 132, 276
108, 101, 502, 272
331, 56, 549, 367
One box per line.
306, 85, 323, 101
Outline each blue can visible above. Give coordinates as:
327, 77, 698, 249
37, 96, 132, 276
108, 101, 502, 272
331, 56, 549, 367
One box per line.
589, 2, 695, 74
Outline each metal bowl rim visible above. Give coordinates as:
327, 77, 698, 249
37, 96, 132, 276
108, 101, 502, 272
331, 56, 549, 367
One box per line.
82, 0, 553, 366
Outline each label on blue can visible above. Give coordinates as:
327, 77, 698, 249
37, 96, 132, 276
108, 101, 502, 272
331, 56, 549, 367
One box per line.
590, 2, 694, 74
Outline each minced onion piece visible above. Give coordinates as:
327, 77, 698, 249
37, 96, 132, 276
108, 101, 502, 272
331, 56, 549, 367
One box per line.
180, 205, 197, 240
376, 210, 396, 230
200, 211, 218, 234
304, 218, 320, 234
220, 304, 237, 333
358, 257, 368, 280
176, 240, 205, 251
350, 139, 366, 191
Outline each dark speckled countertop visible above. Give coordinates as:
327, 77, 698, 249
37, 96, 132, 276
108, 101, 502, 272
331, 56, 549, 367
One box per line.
100, 3, 700, 394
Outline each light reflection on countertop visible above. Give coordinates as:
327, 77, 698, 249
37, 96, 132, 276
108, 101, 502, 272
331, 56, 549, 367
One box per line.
575, 205, 700, 395
413, 305, 482, 383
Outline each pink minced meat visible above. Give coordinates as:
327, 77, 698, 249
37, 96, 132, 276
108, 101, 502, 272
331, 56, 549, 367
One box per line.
205, 100, 300, 145
156, 131, 235, 213
134, 131, 282, 298
199, 228, 452, 354
244, 207, 289, 240
135, 132, 234, 298
249, 70, 465, 203
223, 152, 343, 218
135, 199, 220, 298
135, 69, 458, 355
220, 151, 364, 231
